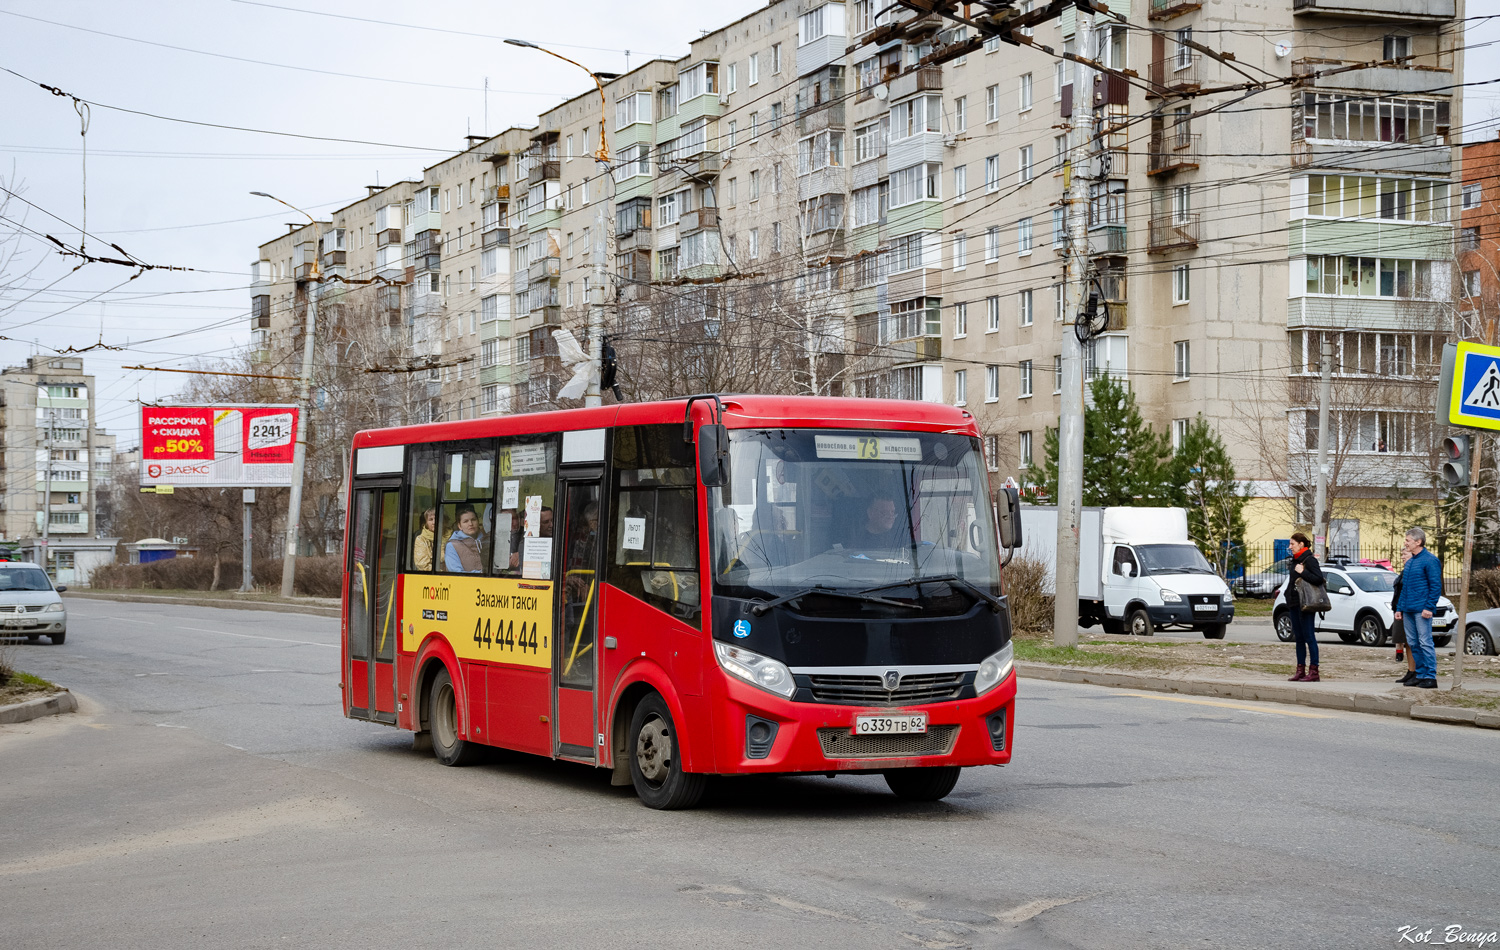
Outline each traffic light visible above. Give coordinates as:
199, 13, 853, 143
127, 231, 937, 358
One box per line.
1441, 434, 1471, 490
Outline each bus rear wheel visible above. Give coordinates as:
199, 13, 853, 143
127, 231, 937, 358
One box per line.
884, 766, 962, 802
428, 668, 480, 767
629, 693, 705, 810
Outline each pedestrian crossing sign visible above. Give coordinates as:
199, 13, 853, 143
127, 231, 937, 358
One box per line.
1444, 341, 1500, 430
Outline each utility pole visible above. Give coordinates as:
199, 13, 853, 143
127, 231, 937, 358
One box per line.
41, 408, 53, 572
1452, 317, 1495, 690
586, 206, 605, 408
1313, 335, 1332, 558
1054, 12, 1093, 648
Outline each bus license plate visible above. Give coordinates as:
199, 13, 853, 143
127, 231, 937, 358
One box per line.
853, 714, 928, 735
1193, 603, 1217, 612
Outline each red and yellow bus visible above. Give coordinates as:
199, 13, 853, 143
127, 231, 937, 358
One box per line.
341, 395, 1022, 808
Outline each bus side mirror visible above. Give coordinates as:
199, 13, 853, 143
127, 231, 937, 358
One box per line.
995, 485, 1023, 550
698, 423, 728, 488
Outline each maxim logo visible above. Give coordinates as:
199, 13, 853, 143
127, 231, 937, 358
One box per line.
421, 585, 450, 601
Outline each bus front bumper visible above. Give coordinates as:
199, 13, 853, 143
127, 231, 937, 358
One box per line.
709, 671, 1017, 775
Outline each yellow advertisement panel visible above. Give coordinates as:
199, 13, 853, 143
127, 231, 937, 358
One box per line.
402, 574, 554, 669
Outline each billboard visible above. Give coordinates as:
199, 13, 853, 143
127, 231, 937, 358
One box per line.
140, 404, 299, 487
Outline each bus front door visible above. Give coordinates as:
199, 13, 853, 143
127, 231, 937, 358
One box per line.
554, 474, 602, 759
348, 484, 400, 724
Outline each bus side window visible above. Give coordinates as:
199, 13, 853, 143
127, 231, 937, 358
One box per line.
408, 447, 441, 572
438, 443, 496, 575
492, 439, 558, 578
608, 425, 700, 626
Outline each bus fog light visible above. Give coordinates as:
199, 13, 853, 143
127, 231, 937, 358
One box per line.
975, 642, 1014, 695
714, 642, 796, 698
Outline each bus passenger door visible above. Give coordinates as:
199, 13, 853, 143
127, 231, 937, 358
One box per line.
348, 484, 400, 724
554, 473, 602, 759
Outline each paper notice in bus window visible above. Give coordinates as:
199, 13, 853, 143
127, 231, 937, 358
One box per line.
502, 480, 520, 509
522, 537, 552, 579
525, 495, 541, 537
623, 517, 646, 550
509, 444, 549, 475
493, 513, 513, 569
814, 435, 922, 461
449, 454, 464, 493
474, 459, 492, 489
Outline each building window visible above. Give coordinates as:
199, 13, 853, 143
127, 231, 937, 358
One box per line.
1054, 355, 1063, 393
954, 369, 968, 406
985, 155, 1000, 193
954, 96, 967, 131
772, 42, 782, 74
984, 434, 1000, 471
953, 232, 967, 269
1383, 33, 1411, 61
985, 227, 999, 262
1172, 418, 1189, 452
1019, 360, 1033, 398
1018, 73, 1033, 112
749, 228, 760, 258
1018, 145, 1033, 183
1017, 217, 1033, 254
1463, 182, 1483, 210
749, 53, 759, 85
1053, 283, 1065, 322
985, 365, 1000, 402
481, 340, 499, 367
1173, 264, 1190, 304
954, 165, 967, 200
986, 295, 1000, 332
1463, 269, 1482, 298
1052, 208, 1066, 246
954, 301, 968, 338
985, 85, 999, 123
1019, 289, 1033, 327
1174, 340, 1191, 379
1019, 430, 1033, 468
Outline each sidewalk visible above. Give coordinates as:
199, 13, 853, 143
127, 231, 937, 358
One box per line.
1019, 661, 1500, 729
65, 589, 340, 618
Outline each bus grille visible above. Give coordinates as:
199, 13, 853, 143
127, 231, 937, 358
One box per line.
806, 672, 965, 706
817, 725, 959, 759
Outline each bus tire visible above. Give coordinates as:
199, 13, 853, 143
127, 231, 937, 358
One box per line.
1202, 623, 1227, 640
628, 693, 705, 810
1127, 608, 1154, 637
428, 667, 480, 767
884, 766, 962, 802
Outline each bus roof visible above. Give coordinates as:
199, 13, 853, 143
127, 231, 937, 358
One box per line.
351, 396, 981, 449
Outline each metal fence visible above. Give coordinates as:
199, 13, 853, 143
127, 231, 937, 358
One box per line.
1228, 541, 1489, 595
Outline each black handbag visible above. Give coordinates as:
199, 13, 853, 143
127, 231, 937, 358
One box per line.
1297, 576, 1330, 613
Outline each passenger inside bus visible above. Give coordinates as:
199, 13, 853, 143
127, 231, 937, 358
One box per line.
444, 505, 488, 573
565, 501, 599, 599
412, 508, 436, 571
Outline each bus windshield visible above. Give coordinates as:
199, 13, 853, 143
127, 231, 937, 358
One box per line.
708, 428, 1000, 609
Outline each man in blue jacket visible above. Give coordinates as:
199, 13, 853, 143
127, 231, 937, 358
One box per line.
1393, 527, 1442, 689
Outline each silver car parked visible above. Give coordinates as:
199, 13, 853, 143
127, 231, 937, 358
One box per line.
0, 562, 67, 645
1460, 608, 1500, 655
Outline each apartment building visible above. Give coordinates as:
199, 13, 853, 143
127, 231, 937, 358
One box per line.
0, 356, 120, 584
1459, 130, 1499, 332
249, 0, 1465, 547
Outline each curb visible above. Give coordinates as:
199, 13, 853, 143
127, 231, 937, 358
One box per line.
65, 591, 340, 618
0, 689, 77, 724
1016, 662, 1499, 729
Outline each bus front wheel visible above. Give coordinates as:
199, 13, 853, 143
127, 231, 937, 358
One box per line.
628, 693, 706, 810
428, 668, 480, 767
884, 766, 962, 802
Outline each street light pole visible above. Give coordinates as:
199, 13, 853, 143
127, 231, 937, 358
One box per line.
506, 38, 613, 407
250, 191, 320, 598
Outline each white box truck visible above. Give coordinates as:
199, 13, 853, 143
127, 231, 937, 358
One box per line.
1018, 505, 1235, 638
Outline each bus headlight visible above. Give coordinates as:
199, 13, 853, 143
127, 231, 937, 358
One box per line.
974, 641, 1014, 695
714, 642, 795, 698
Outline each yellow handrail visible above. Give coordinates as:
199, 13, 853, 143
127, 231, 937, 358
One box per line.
563, 577, 596, 677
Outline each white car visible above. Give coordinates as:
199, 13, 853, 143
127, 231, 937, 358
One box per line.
0, 561, 68, 645
1272, 563, 1454, 648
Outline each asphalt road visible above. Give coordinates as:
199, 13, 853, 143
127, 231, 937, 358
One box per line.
2, 598, 1497, 949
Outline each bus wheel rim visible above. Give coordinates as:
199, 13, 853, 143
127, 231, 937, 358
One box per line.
435, 684, 456, 747
636, 717, 672, 784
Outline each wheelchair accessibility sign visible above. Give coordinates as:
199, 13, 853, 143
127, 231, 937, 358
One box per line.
1442, 341, 1500, 431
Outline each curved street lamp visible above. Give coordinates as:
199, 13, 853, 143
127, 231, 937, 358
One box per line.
504, 38, 611, 163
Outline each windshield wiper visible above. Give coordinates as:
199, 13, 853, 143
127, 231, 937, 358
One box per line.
861, 574, 1003, 613
750, 585, 918, 616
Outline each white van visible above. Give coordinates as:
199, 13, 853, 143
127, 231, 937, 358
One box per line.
1021, 506, 1235, 638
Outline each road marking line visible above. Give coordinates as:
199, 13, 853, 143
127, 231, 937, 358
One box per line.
172, 626, 336, 648
1120, 693, 1332, 718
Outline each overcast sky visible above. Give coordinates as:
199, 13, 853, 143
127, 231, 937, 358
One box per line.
1, 0, 1496, 451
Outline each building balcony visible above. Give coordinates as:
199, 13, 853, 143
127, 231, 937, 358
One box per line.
1147, 132, 1201, 175
889, 66, 943, 101
377, 227, 403, 247
527, 160, 561, 184
679, 207, 719, 234
680, 153, 722, 180
1148, 214, 1200, 252
321, 249, 346, 268
1147, 57, 1201, 98
1088, 225, 1127, 256
482, 227, 511, 248
1293, 0, 1455, 21
527, 256, 560, 283
411, 293, 443, 319
1298, 60, 1455, 96
1149, 0, 1203, 20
